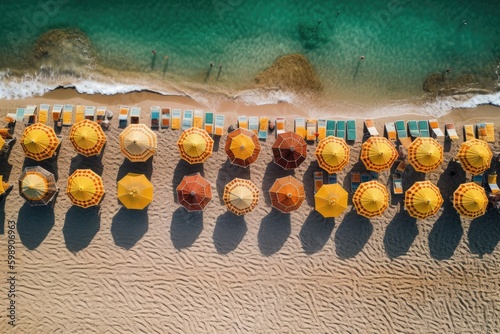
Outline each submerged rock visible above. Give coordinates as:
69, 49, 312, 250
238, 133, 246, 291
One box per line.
423, 72, 497, 95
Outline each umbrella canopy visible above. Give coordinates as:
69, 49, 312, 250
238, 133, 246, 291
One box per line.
456, 139, 493, 175
315, 136, 350, 174
407, 137, 443, 173
21, 123, 59, 161
176, 173, 212, 211
361, 136, 398, 172
269, 175, 305, 213
177, 127, 214, 164
404, 181, 443, 219
66, 169, 105, 208
225, 128, 261, 167
18, 166, 58, 206
453, 182, 488, 218
117, 173, 154, 210
272, 132, 307, 169
69, 120, 107, 157
0, 175, 9, 195
0, 136, 5, 150
314, 183, 349, 218
223, 178, 259, 215
119, 124, 158, 162
352, 180, 389, 218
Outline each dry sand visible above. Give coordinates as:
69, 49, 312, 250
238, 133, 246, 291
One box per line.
0, 89, 499, 333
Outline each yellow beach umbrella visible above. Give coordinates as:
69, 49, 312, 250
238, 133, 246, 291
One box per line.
269, 175, 305, 213
225, 128, 261, 167
18, 166, 58, 206
456, 139, 493, 175
404, 181, 443, 219
0, 175, 9, 195
360, 136, 398, 172
0, 136, 5, 151
453, 182, 488, 218
407, 137, 443, 173
21, 123, 59, 161
223, 178, 259, 215
69, 120, 107, 157
352, 180, 389, 218
119, 124, 158, 162
66, 169, 105, 208
117, 173, 154, 210
177, 127, 214, 164
314, 183, 348, 218
315, 136, 350, 174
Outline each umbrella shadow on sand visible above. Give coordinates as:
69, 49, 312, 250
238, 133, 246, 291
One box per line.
299, 210, 334, 254
63, 206, 100, 253
428, 203, 463, 260
69, 154, 104, 176
23, 157, 59, 181
334, 208, 372, 259
117, 157, 153, 182
172, 159, 204, 202
303, 161, 321, 207
17, 203, 55, 250
468, 210, 500, 258
213, 211, 247, 254
216, 160, 251, 205
111, 207, 148, 250
170, 207, 203, 250
258, 209, 291, 256
383, 209, 418, 259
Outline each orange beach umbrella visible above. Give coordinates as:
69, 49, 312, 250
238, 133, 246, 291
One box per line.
269, 175, 305, 213
66, 169, 105, 208
404, 181, 443, 219
176, 173, 212, 211
225, 128, 261, 167
177, 127, 214, 164
453, 182, 488, 218
352, 180, 389, 218
314, 183, 349, 218
315, 136, 350, 174
360, 136, 398, 172
223, 178, 259, 215
21, 123, 59, 161
456, 139, 493, 175
272, 132, 307, 170
119, 124, 157, 162
117, 173, 154, 210
407, 137, 443, 173
18, 166, 58, 206
69, 120, 107, 157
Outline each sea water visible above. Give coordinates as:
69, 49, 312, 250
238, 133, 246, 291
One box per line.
0, 0, 499, 117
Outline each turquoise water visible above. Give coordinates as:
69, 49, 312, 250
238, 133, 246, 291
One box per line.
0, 0, 499, 115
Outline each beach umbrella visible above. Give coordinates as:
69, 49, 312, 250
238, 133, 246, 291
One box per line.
66, 169, 105, 208
352, 180, 389, 218
177, 127, 214, 164
314, 183, 348, 218
272, 132, 307, 169
315, 136, 350, 174
69, 119, 107, 157
0, 136, 5, 151
453, 182, 488, 218
269, 175, 305, 213
119, 124, 157, 162
18, 166, 58, 206
223, 178, 259, 215
176, 173, 212, 211
456, 139, 493, 175
0, 175, 9, 197
225, 128, 261, 167
407, 137, 443, 173
360, 136, 398, 172
404, 181, 443, 219
21, 123, 59, 161
117, 173, 154, 210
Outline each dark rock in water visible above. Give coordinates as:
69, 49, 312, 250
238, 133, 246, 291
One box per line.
423, 73, 444, 93
255, 54, 322, 93
423, 72, 498, 95
32, 28, 97, 72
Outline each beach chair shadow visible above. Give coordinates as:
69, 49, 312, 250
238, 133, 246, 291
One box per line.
0, 187, 12, 234
63, 206, 100, 253
117, 157, 154, 182
299, 210, 334, 254
170, 207, 203, 250
302, 161, 321, 206
212, 135, 222, 152
69, 153, 104, 176
468, 210, 500, 258
111, 207, 149, 250
258, 209, 291, 256
383, 209, 418, 259
172, 159, 204, 202
212, 211, 247, 254
334, 208, 372, 259
215, 160, 250, 205
428, 204, 462, 260
262, 162, 294, 206
17, 203, 55, 250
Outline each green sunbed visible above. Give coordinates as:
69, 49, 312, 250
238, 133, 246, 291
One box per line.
407, 120, 420, 138
336, 121, 346, 139
346, 120, 356, 141
326, 120, 336, 137
418, 120, 430, 137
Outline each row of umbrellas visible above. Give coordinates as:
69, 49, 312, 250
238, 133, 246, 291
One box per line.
15, 165, 489, 219
19, 122, 494, 175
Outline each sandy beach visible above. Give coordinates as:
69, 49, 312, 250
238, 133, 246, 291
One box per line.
1, 88, 499, 333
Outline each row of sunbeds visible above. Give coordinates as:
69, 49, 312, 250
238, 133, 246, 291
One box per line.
10, 104, 109, 127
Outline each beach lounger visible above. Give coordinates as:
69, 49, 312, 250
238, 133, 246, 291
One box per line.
476, 122, 487, 141
351, 171, 361, 193
328, 173, 337, 184
294, 118, 306, 139
361, 173, 370, 183
429, 119, 444, 138
182, 110, 193, 130
150, 106, 160, 129
161, 108, 171, 129
392, 174, 403, 195
395, 120, 412, 147
472, 174, 483, 187
313, 171, 323, 194
249, 116, 259, 135
487, 174, 500, 194
463, 124, 475, 141
444, 123, 459, 140
326, 120, 336, 137
204, 112, 214, 135
418, 120, 430, 137
16, 108, 25, 122
237, 116, 248, 129
38, 104, 50, 124
407, 120, 420, 138
385, 122, 397, 143
62, 104, 74, 126
118, 106, 130, 128
347, 120, 357, 141
485, 123, 495, 143
317, 119, 327, 140
258, 117, 269, 140
364, 119, 379, 137
276, 117, 286, 137
336, 121, 346, 140
75, 105, 85, 123
214, 115, 225, 136
84, 106, 96, 121
193, 110, 203, 129
396, 160, 407, 174
171, 109, 182, 130
96, 106, 106, 124
52, 104, 63, 124
24, 105, 37, 125
306, 119, 318, 141
129, 107, 141, 124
